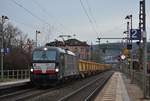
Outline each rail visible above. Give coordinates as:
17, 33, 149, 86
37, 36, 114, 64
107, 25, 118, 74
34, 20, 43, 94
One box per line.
0, 69, 30, 81
58, 71, 113, 101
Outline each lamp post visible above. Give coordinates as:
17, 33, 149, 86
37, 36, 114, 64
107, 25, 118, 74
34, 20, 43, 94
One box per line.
96, 37, 101, 63
35, 30, 41, 47
125, 14, 133, 83
1, 15, 8, 79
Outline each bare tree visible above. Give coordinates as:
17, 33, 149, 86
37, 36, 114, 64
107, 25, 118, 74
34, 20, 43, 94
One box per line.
3, 23, 21, 48
0, 21, 33, 69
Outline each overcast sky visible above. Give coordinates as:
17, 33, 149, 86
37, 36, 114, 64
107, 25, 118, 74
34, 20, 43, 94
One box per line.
0, 0, 150, 45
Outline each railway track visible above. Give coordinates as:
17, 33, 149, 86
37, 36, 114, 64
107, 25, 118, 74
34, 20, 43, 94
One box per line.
0, 71, 113, 101
0, 84, 61, 101
0, 82, 31, 98
0, 79, 76, 101
58, 71, 113, 101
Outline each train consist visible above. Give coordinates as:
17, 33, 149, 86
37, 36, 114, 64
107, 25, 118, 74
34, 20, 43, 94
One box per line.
30, 46, 111, 86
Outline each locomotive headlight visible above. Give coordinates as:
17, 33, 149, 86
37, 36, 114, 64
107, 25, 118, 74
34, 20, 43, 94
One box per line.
30, 68, 33, 72
55, 68, 59, 72
44, 47, 48, 51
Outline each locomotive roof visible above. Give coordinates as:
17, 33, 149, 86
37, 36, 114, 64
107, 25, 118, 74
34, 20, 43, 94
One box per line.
33, 46, 75, 56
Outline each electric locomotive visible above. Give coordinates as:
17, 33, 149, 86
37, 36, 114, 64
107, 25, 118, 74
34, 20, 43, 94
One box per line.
30, 46, 78, 86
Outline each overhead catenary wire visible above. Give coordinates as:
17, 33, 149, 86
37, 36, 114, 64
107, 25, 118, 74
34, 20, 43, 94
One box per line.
11, 0, 51, 26
32, 0, 72, 35
1, 13, 34, 31
10, 19, 35, 30
11, 0, 66, 35
85, 0, 99, 29
10, 0, 64, 45
10, 19, 36, 30
79, 0, 99, 35
1, 11, 37, 39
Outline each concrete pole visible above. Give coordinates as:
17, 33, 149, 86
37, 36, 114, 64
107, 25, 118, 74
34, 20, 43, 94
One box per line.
96, 37, 101, 63
1, 17, 4, 79
36, 30, 38, 47
142, 0, 147, 98
36, 30, 40, 47
127, 22, 130, 75
143, 31, 147, 98
130, 15, 134, 83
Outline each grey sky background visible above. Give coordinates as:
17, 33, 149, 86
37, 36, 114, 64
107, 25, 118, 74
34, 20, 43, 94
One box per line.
0, 0, 150, 45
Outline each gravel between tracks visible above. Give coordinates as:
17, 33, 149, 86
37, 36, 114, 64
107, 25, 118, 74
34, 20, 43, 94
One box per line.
27, 71, 113, 101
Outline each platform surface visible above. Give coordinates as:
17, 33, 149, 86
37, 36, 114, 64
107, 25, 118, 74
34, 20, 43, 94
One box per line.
0, 79, 30, 87
95, 71, 150, 101
95, 72, 130, 101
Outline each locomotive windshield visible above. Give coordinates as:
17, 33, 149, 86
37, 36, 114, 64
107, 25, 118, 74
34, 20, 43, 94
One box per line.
33, 50, 56, 61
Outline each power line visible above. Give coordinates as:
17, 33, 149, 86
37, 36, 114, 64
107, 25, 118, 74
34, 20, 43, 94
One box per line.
1, 11, 36, 35
80, 0, 92, 23
11, 0, 66, 36
32, 0, 48, 17
10, 19, 35, 30
32, 0, 72, 34
79, 0, 99, 35
85, 0, 98, 28
2, 14, 34, 31
11, 0, 50, 26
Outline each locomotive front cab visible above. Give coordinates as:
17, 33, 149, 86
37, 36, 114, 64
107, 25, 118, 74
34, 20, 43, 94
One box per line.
30, 47, 60, 86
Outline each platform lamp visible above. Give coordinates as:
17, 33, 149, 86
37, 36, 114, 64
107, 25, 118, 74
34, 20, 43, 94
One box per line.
1, 15, 9, 79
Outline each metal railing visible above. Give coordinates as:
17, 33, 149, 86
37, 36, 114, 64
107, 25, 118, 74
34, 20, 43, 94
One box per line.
0, 69, 30, 80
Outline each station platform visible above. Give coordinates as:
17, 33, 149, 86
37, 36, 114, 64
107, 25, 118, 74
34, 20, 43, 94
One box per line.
95, 72, 150, 101
0, 79, 30, 89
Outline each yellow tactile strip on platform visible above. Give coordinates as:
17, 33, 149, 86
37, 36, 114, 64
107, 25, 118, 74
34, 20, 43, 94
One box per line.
95, 72, 130, 101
